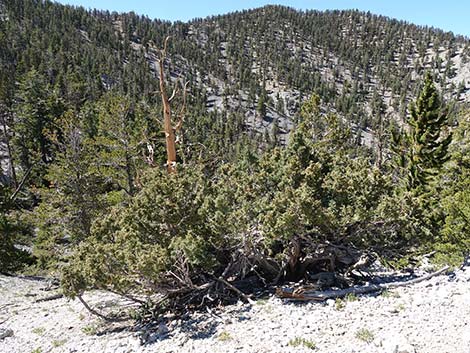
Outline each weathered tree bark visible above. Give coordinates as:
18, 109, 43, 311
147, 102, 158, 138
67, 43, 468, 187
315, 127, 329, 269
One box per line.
0, 109, 18, 188
276, 266, 449, 301
159, 37, 178, 174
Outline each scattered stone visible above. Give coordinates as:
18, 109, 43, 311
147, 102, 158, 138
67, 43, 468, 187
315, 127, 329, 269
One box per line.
382, 336, 416, 353
1, 266, 470, 353
0, 328, 13, 340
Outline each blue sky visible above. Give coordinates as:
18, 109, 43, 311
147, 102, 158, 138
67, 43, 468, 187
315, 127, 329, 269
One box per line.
55, 0, 470, 37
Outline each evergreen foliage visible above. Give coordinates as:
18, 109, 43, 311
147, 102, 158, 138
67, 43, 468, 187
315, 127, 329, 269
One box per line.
393, 73, 452, 192
438, 113, 470, 259
0, 0, 468, 313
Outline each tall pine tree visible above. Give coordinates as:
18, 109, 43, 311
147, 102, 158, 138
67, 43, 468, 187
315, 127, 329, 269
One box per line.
393, 72, 452, 192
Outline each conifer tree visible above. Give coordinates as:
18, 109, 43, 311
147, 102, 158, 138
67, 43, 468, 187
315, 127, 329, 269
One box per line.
393, 72, 452, 192
33, 111, 106, 269
12, 70, 65, 185
257, 86, 267, 119
92, 94, 146, 196
440, 112, 470, 254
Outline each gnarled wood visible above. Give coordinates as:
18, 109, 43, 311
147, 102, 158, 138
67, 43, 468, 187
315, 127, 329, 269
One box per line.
276, 266, 449, 301
158, 36, 177, 174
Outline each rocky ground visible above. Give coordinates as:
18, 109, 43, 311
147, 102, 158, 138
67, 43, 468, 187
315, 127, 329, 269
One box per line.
1, 263, 469, 353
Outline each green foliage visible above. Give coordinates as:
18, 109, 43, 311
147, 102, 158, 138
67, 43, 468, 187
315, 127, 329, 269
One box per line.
91, 94, 150, 196
218, 331, 233, 341
61, 166, 223, 297
344, 293, 358, 302
393, 73, 451, 193
383, 73, 457, 255
81, 324, 98, 336
335, 298, 345, 310
257, 88, 267, 118
0, 185, 33, 273
381, 289, 400, 298
1, 0, 468, 306
59, 86, 464, 299
52, 339, 67, 348
12, 69, 65, 185
32, 111, 108, 271
31, 327, 46, 335
255, 96, 389, 253
355, 328, 375, 343
288, 337, 316, 350
437, 113, 470, 261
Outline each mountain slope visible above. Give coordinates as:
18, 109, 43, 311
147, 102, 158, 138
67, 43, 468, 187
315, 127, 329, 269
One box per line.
1, 0, 470, 158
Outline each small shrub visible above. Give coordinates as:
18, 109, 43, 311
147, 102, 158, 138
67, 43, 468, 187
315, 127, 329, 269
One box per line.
335, 298, 345, 310
218, 331, 232, 341
52, 339, 67, 347
355, 328, 374, 343
381, 289, 400, 298
81, 324, 98, 335
345, 293, 358, 302
262, 304, 274, 314
395, 303, 406, 312
431, 243, 466, 268
32, 327, 46, 335
256, 298, 268, 305
128, 308, 143, 321
288, 337, 316, 350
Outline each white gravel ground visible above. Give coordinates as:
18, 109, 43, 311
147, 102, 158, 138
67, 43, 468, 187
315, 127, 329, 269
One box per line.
1, 264, 469, 353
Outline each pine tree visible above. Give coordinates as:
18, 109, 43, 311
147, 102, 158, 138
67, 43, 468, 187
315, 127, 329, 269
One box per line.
92, 94, 146, 196
12, 70, 65, 185
257, 87, 267, 119
33, 111, 106, 269
440, 112, 470, 255
393, 73, 452, 192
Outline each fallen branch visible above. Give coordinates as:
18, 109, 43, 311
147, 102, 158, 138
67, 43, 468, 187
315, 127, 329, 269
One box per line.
216, 277, 255, 305
77, 295, 126, 322
35, 293, 64, 303
276, 266, 450, 301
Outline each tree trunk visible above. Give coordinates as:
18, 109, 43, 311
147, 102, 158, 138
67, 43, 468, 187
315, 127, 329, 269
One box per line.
159, 50, 177, 174
0, 110, 18, 188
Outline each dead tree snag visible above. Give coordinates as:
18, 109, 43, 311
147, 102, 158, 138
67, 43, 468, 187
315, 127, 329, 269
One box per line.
158, 36, 187, 173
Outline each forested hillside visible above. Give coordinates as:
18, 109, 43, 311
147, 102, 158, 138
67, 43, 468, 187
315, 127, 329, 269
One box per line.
2, 0, 470, 150
0, 0, 469, 315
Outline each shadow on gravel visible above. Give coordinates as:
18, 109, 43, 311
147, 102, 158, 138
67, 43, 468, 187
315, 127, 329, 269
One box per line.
96, 324, 132, 336
178, 315, 219, 339
136, 315, 220, 345
136, 304, 254, 345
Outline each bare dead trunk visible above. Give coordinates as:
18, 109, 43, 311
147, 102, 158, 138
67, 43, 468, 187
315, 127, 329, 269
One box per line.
0, 110, 18, 188
159, 37, 177, 174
